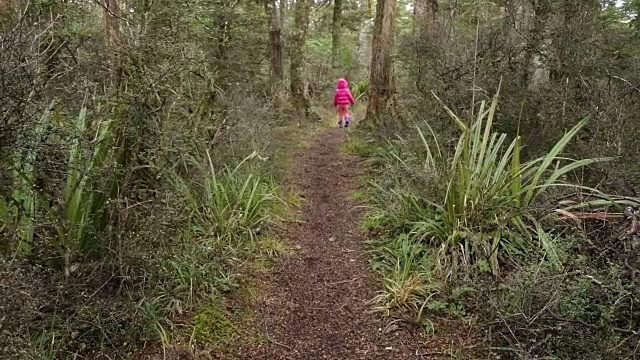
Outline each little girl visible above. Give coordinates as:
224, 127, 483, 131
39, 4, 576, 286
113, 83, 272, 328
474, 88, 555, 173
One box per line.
333, 78, 355, 128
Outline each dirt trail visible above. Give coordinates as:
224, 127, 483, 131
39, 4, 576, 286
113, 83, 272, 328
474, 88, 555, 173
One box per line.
238, 127, 422, 359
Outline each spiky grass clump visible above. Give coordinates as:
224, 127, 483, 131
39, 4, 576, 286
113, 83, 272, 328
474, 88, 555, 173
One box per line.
2, 105, 118, 272
366, 87, 613, 326
372, 84, 608, 279
168, 150, 279, 246
350, 80, 369, 101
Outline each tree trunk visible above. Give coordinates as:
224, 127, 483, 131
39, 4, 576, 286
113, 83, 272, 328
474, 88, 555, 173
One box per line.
289, 0, 311, 115
525, 0, 551, 90
414, 0, 437, 39
280, 0, 286, 26
266, 0, 284, 98
413, 0, 437, 93
502, 0, 524, 67
357, 0, 373, 76
104, 0, 122, 89
280, 0, 287, 60
331, 0, 342, 69
364, 0, 398, 133
554, 0, 599, 80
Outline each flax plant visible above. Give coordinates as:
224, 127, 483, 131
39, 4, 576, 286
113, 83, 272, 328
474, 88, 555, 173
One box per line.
167, 150, 278, 246
378, 82, 609, 276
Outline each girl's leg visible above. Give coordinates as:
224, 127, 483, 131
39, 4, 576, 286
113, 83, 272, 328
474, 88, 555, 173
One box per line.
337, 105, 347, 127
344, 106, 351, 126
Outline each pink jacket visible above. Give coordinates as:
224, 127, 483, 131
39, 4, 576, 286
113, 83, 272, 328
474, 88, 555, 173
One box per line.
333, 78, 355, 106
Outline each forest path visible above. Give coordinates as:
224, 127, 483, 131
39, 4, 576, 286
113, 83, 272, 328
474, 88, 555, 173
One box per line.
236, 125, 423, 359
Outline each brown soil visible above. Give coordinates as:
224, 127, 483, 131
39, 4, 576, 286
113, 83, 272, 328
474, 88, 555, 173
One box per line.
236, 127, 425, 359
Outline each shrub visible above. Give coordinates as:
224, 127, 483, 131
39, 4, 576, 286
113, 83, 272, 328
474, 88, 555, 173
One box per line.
167, 150, 279, 246
2, 105, 118, 269
350, 80, 369, 102
365, 90, 640, 359
372, 84, 608, 277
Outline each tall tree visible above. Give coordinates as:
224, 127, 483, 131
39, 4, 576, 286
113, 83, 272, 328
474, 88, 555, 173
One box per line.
525, 0, 551, 89
290, 0, 311, 115
364, 0, 398, 132
554, 0, 600, 80
332, 0, 343, 69
280, 0, 287, 59
280, 0, 286, 26
358, 0, 373, 75
104, 0, 122, 88
266, 0, 284, 98
413, 0, 437, 39
413, 0, 437, 92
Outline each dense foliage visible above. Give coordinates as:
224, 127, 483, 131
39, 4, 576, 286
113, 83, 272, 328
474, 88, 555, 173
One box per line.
3, 0, 640, 358
0, 0, 288, 357
358, 1, 640, 358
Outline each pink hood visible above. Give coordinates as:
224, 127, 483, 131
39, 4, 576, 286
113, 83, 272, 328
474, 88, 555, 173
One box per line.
334, 78, 355, 106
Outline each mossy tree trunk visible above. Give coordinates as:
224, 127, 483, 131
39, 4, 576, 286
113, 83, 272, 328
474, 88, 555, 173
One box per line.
413, 0, 437, 39
524, 0, 551, 90
290, 0, 311, 116
357, 0, 372, 77
104, 0, 122, 89
413, 0, 437, 93
364, 0, 398, 134
331, 0, 342, 69
266, 0, 284, 101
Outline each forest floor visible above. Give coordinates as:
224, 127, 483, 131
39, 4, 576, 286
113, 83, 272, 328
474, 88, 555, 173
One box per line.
233, 124, 428, 359
131, 115, 472, 360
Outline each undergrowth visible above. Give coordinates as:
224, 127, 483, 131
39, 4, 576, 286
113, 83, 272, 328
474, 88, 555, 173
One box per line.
3, 153, 280, 359
360, 91, 640, 359
0, 111, 313, 358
